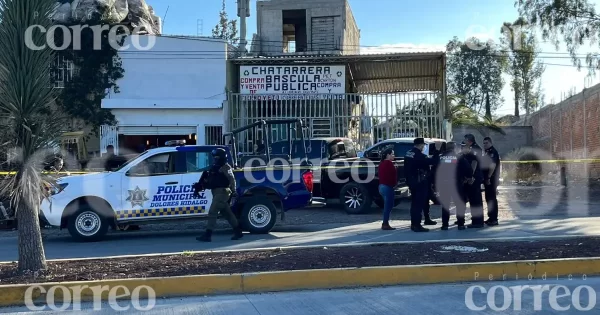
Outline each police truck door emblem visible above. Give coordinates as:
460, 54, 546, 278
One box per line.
126, 186, 149, 208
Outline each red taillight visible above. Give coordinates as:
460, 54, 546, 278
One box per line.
302, 170, 314, 193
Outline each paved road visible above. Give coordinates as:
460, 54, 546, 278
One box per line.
3, 277, 599, 314
0, 215, 599, 262
1, 186, 599, 262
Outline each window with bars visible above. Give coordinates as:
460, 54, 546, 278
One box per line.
205, 125, 223, 145
51, 54, 73, 88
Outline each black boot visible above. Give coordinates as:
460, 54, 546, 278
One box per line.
196, 229, 212, 242
411, 225, 429, 232
231, 227, 244, 240
424, 218, 437, 225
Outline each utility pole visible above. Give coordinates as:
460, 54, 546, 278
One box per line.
197, 19, 203, 36
237, 0, 250, 55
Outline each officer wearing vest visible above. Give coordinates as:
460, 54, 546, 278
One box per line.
482, 136, 501, 226
463, 136, 485, 228
195, 148, 243, 242
436, 142, 471, 230
404, 138, 437, 232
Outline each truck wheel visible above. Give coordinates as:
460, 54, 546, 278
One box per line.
240, 198, 277, 234
339, 182, 372, 214
67, 206, 109, 242
374, 198, 402, 209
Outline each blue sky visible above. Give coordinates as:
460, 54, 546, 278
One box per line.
148, 0, 600, 117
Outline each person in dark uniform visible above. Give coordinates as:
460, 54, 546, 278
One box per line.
464, 134, 483, 157
463, 136, 485, 228
404, 138, 436, 232
195, 148, 244, 242
435, 142, 471, 230
482, 137, 500, 226
422, 143, 441, 226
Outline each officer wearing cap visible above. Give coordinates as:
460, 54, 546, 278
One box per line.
404, 138, 437, 232
435, 141, 471, 230
462, 136, 485, 228
195, 147, 244, 242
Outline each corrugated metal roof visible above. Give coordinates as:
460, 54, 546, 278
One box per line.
350, 58, 443, 93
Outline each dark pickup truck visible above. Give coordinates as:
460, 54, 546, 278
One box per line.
270, 137, 409, 214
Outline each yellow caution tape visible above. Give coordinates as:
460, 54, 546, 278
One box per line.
0, 158, 598, 176
501, 158, 600, 164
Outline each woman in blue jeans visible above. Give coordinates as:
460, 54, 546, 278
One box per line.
378, 148, 397, 230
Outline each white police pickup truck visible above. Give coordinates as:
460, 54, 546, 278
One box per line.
40, 139, 314, 242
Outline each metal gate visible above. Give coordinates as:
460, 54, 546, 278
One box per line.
229, 92, 445, 152
100, 125, 118, 156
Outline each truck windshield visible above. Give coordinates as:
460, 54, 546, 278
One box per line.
114, 151, 149, 171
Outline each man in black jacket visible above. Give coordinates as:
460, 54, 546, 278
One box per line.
463, 135, 485, 228
482, 137, 501, 226
404, 138, 437, 232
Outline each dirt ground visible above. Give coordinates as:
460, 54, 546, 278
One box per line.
1, 237, 598, 285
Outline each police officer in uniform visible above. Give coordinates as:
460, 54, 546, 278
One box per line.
422, 144, 441, 226
482, 137, 500, 226
404, 138, 436, 232
435, 142, 471, 230
195, 148, 244, 242
463, 135, 485, 228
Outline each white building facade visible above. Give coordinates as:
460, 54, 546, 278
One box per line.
100, 35, 228, 155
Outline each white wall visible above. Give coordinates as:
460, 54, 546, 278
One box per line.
102, 35, 228, 110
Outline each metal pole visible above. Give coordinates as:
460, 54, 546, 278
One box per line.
237, 0, 250, 55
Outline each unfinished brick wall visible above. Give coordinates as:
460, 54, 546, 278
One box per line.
520, 83, 600, 179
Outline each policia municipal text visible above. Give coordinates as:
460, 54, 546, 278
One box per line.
193, 148, 244, 242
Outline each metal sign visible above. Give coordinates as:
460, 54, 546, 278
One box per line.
239, 65, 346, 100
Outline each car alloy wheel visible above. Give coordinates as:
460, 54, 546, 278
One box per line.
344, 187, 363, 209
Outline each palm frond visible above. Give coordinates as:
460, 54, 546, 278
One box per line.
0, 0, 61, 205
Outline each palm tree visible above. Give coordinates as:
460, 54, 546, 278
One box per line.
391, 94, 505, 138
447, 95, 506, 135
0, 0, 64, 274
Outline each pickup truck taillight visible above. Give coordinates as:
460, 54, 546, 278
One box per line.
302, 170, 314, 193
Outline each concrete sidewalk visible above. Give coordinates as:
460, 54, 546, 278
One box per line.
0, 216, 599, 262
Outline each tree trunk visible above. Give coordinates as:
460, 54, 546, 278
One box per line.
15, 176, 47, 273
514, 88, 520, 117
485, 93, 492, 120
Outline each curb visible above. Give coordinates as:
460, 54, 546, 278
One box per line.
1, 257, 600, 308
0, 233, 596, 264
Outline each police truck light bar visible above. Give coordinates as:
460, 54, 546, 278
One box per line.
165, 140, 186, 146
